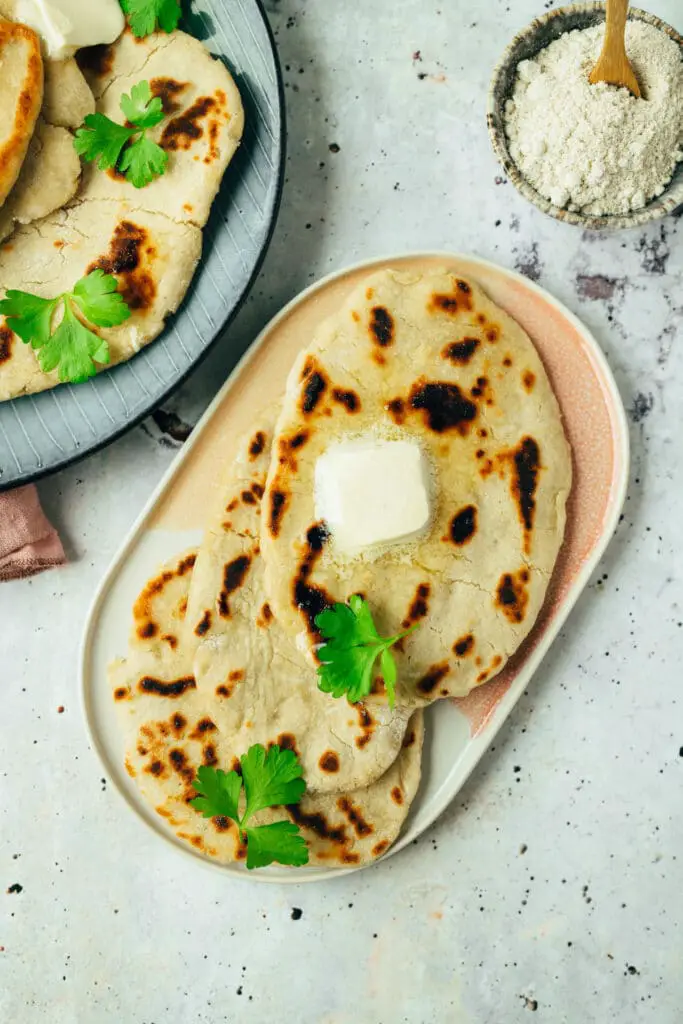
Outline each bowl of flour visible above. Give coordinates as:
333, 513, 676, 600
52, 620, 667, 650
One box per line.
487, 3, 683, 229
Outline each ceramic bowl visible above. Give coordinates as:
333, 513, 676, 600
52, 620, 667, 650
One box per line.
487, 2, 683, 230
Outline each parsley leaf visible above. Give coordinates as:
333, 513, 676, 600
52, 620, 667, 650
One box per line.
189, 744, 309, 870
240, 744, 306, 822
244, 822, 309, 870
0, 271, 131, 384
120, 0, 182, 37
119, 80, 165, 130
191, 766, 241, 821
315, 594, 417, 709
0, 292, 57, 347
119, 134, 168, 189
73, 113, 134, 171
74, 80, 168, 189
36, 302, 110, 383
72, 269, 132, 328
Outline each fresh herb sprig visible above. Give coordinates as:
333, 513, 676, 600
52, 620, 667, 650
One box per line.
74, 81, 168, 189
0, 270, 130, 383
119, 0, 182, 38
314, 595, 417, 709
190, 744, 309, 870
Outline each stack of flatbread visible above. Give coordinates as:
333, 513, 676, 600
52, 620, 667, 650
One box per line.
0, 10, 244, 400
111, 267, 572, 871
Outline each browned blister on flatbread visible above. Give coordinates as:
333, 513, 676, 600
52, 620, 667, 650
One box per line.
260, 268, 572, 703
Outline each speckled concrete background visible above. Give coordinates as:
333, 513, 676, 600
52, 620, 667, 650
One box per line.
1, 0, 681, 1021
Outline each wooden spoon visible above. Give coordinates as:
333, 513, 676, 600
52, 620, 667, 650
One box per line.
589, 0, 641, 97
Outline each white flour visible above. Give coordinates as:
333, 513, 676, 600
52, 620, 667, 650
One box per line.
504, 22, 683, 215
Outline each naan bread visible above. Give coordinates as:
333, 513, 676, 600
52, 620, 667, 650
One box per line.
0, 4, 93, 239
43, 58, 95, 127
0, 26, 242, 400
261, 268, 572, 703
0, 199, 201, 400
78, 29, 244, 226
0, 121, 81, 242
0, 18, 43, 207
110, 550, 424, 869
182, 415, 414, 794
0, 2, 93, 126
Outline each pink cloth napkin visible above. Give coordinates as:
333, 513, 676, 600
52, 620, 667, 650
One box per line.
0, 485, 66, 582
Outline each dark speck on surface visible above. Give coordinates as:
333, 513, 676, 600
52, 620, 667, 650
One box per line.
7, 884, 22, 894
626, 965, 640, 976
637, 226, 669, 275
514, 242, 542, 282
291, 907, 303, 920
575, 274, 623, 301
151, 409, 194, 444
329, 142, 340, 153
629, 392, 654, 424
412, 50, 422, 61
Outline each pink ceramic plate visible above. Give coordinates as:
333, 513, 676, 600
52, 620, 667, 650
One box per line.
81, 253, 629, 882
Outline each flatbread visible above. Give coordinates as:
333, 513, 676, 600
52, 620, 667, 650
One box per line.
0, 120, 81, 242
0, 2, 93, 126
110, 550, 424, 869
182, 414, 414, 794
0, 26, 242, 400
0, 4, 92, 239
0, 199, 201, 400
43, 58, 95, 128
77, 29, 244, 226
260, 267, 572, 703
0, 17, 43, 207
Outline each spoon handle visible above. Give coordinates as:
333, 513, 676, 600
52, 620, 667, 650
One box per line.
604, 0, 629, 54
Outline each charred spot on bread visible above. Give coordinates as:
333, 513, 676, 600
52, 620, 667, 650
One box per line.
337, 796, 373, 837
369, 306, 394, 347
217, 555, 251, 618
300, 362, 328, 415
268, 488, 288, 538
446, 505, 477, 546
249, 431, 266, 459
495, 569, 530, 624
88, 221, 156, 312
401, 583, 431, 629
138, 676, 196, 698
332, 388, 360, 413
409, 380, 477, 434
416, 662, 450, 695
453, 634, 474, 657
442, 337, 480, 364
161, 95, 218, 151
76, 43, 115, 77
292, 523, 333, 640
319, 750, 340, 773
150, 77, 190, 116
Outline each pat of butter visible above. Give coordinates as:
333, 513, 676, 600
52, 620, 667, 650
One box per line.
16, 0, 125, 60
314, 439, 431, 553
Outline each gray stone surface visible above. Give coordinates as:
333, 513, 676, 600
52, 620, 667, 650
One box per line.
1, 0, 681, 1021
